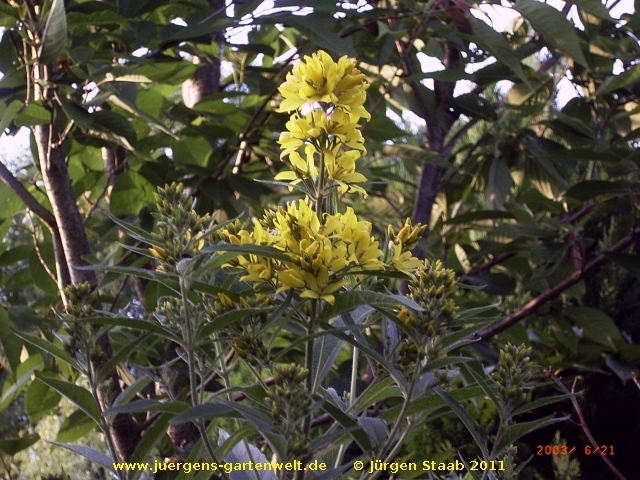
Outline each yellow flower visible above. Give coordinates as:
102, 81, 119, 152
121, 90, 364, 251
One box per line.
271, 199, 321, 254
325, 208, 384, 271
277, 50, 370, 121
278, 109, 366, 158
275, 144, 318, 184
323, 147, 368, 196
277, 238, 350, 305
388, 242, 422, 275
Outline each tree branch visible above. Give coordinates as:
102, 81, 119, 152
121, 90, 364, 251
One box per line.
548, 371, 627, 480
0, 160, 71, 287
476, 226, 640, 339
0, 161, 56, 229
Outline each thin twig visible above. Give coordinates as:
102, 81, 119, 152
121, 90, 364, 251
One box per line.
475, 226, 640, 339
548, 371, 627, 480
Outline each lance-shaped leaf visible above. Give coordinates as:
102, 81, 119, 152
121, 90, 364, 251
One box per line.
515, 1, 588, 67
471, 18, 529, 86
48, 442, 115, 474
492, 415, 570, 455
39, 0, 67, 63
35, 374, 102, 424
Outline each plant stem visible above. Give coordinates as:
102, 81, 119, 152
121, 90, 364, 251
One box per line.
180, 276, 230, 480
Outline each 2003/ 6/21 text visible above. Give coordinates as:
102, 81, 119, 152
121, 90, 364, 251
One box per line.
537, 445, 615, 456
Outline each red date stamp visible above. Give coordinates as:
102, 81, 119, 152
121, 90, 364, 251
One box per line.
536, 445, 576, 455
584, 445, 615, 455
536, 445, 615, 456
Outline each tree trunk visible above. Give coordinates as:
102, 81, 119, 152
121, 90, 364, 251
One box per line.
33, 64, 142, 462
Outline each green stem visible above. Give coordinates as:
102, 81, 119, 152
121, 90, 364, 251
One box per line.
334, 345, 359, 470
180, 277, 230, 480
86, 349, 123, 480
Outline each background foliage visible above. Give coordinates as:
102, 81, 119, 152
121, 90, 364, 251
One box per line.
0, 0, 639, 479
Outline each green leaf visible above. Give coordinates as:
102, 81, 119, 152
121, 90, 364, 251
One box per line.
565, 307, 622, 348
56, 410, 98, 443
12, 330, 81, 370
450, 93, 496, 121
320, 290, 422, 322
110, 376, 152, 413
104, 399, 189, 416
492, 415, 570, 455
447, 211, 515, 224
39, 0, 67, 63
0, 354, 44, 410
515, 1, 588, 67
595, 64, 640, 96
564, 180, 627, 200
129, 412, 173, 465
108, 93, 177, 139
460, 363, 500, 407
318, 396, 372, 452
97, 336, 147, 383
0, 308, 22, 374
25, 376, 62, 423
605, 357, 638, 383
110, 171, 155, 215
171, 401, 273, 435
433, 387, 489, 458
35, 375, 102, 424
350, 377, 403, 415
0, 100, 22, 133
91, 110, 137, 149
471, 19, 529, 85
160, 17, 233, 42
49, 442, 115, 473
284, 13, 355, 56
486, 157, 511, 210
569, 0, 613, 19
0, 433, 40, 456
203, 243, 292, 262
171, 136, 211, 167
55, 93, 93, 132
198, 308, 267, 339
14, 103, 51, 127
512, 393, 577, 416
29, 249, 58, 295
505, 78, 553, 113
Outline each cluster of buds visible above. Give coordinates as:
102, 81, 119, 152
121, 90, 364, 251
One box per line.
399, 260, 458, 334
61, 282, 108, 368
233, 331, 269, 366
492, 343, 538, 407
266, 364, 313, 457
63, 282, 94, 318
149, 183, 211, 272
396, 260, 459, 364
154, 296, 186, 332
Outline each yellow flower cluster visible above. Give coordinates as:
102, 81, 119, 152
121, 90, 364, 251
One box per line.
277, 50, 370, 121
221, 51, 428, 306
275, 50, 370, 197
224, 200, 384, 305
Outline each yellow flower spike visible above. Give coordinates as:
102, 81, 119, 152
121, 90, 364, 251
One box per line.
277, 50, 370, 120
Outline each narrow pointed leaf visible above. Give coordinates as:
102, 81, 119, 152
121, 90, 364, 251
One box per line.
39, 0, 67, 63
35, 374, 102, 424
492, 415, 570, 455
515, 1, 588, 67
49, 442, 115, 473
434, 387, 489, 458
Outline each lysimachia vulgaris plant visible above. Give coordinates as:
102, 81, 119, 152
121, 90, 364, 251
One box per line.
69, 50, 562, 480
